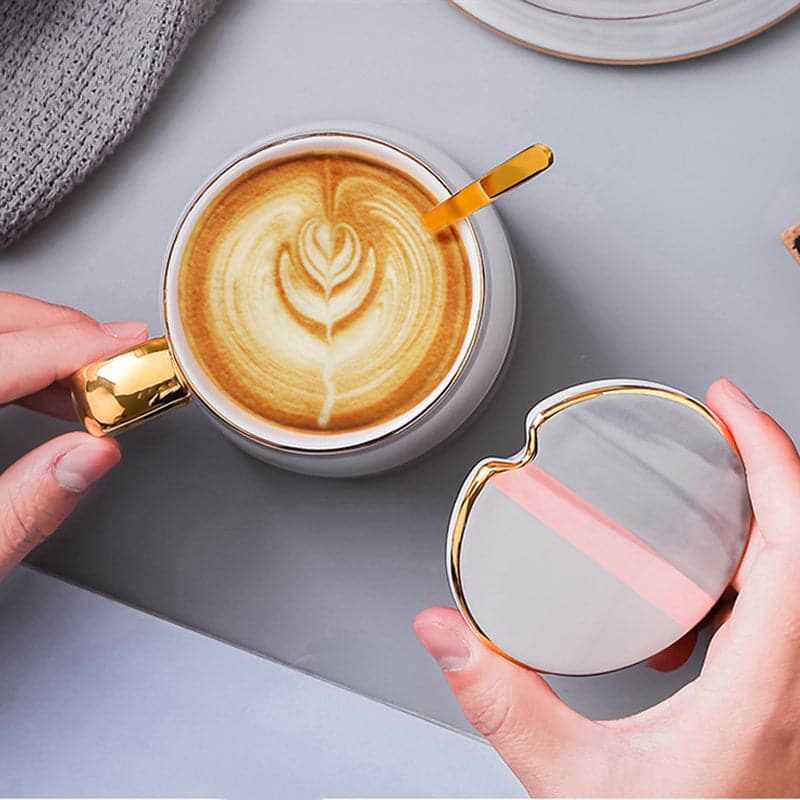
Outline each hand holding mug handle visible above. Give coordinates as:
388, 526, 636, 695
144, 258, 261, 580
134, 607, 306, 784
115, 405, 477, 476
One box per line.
0, 292, 148, 576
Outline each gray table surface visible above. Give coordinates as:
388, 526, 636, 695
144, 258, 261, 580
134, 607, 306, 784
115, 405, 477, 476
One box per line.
0, 566, 523, 798
1, 0, 799, 734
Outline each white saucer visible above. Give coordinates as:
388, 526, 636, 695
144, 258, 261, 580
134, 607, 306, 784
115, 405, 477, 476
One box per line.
449, 0, 800, 64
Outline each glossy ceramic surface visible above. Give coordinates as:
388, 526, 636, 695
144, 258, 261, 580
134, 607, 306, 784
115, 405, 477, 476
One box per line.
449, 380, 752, 675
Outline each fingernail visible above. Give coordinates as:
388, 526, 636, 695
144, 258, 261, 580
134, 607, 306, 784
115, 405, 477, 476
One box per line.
102, 321, 148, 339
416, 620, 471, 672
55, 443, 120, 493
720, 378, 757, 409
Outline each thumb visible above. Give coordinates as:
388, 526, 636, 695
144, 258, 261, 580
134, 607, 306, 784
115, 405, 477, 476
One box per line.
414, 607, 595, 791
0, 432, 120, 577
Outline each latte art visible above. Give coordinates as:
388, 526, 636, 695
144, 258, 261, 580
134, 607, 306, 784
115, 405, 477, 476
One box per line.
279, 217, 378, 426
178, 152, 474, 434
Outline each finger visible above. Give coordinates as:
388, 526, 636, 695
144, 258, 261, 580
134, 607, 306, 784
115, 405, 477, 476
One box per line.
0, 319, 147, 404
15, 384, 77, 420
0, 432, 120, 577
647, 628, 699, 672
0, 292, 92, 333
703, 381, 800, 675
730, 522, 763, 594
706, 379, 800, 551
414, 607, 594, 790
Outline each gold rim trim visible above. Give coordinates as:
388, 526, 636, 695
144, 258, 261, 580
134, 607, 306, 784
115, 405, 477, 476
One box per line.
163, 130, 489, 455
447, 383, 745, 676
447, 1, 800, 65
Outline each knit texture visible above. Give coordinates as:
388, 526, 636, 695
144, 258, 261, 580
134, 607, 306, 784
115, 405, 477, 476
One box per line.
0, 0, 219, 248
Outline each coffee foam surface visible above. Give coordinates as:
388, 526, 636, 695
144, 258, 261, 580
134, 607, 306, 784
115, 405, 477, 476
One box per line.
178, 152, 473, 434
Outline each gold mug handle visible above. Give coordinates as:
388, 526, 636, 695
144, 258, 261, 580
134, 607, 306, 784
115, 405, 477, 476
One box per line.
70, 337, 191, 436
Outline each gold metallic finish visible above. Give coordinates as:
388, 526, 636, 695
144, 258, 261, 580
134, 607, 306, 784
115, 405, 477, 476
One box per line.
422, 143, 554, 232
447, 450, 537, 665
447, 383, 742, 671
534, 384, 736, 450
70, 336, 190, 437
163, 130, 488, 454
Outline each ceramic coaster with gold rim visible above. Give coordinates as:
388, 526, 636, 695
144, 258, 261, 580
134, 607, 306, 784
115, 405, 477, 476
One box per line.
449, 0, 800, 65
446, 379, 752, 676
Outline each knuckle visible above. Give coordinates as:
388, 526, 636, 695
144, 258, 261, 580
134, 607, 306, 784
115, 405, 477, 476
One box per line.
1, 484, 46, 556
52, 304, 94, 327
468, 678, 516, 740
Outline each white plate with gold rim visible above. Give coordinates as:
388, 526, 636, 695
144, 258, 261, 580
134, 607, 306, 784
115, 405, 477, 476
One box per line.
449, 0, 800, 64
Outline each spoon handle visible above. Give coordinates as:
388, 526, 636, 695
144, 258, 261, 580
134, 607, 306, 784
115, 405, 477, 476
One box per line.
422, 143, 554, 233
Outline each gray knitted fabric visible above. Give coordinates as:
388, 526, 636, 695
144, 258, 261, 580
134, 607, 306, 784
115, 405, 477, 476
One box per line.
0, 0, 219, 248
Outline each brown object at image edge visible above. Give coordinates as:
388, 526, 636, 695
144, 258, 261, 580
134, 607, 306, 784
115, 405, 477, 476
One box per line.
782, 221, 800, 265
446, 1, 800, 66
70, 336, 191, 436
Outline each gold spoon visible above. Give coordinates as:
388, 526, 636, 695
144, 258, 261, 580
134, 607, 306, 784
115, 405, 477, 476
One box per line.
422, 143, 554, 233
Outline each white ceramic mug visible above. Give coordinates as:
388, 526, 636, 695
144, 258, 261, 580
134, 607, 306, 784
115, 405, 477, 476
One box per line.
70, 122, 518, 477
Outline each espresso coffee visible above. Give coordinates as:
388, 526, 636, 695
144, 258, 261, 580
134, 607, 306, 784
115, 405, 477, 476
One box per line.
178, 151, 474, 434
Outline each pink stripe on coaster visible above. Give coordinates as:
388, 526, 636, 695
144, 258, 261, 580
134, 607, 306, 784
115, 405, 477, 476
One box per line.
491, 464, 714, 629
